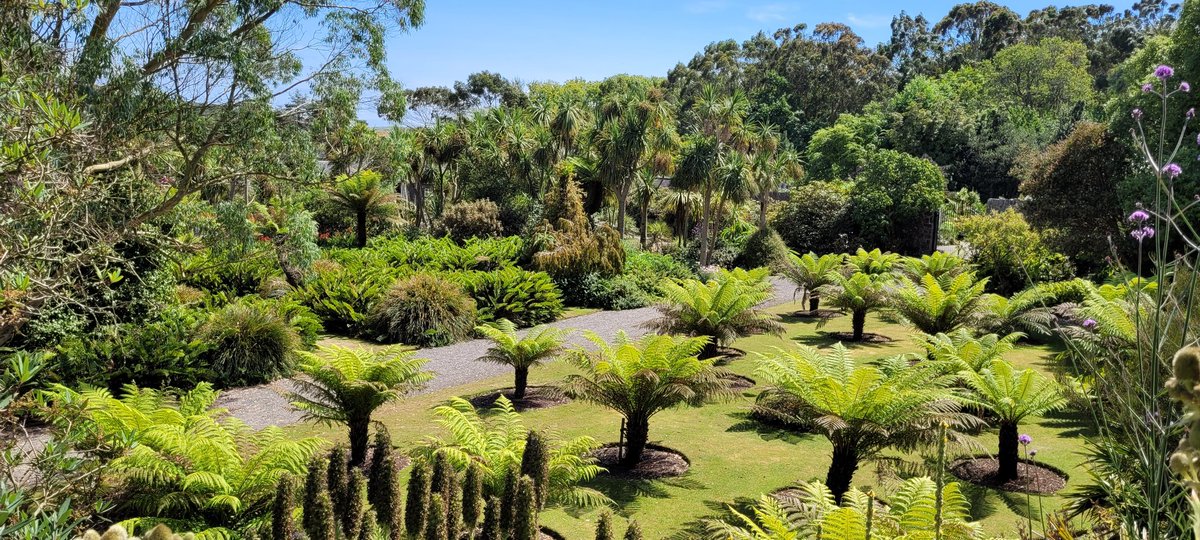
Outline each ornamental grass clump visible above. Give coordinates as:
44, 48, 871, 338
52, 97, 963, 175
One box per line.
368, 273, 477, 347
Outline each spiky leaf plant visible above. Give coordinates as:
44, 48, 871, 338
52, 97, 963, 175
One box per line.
754, 344, 974, 501
564, 331, 735, 466
475, 319, 569, 400
367, 273, 477, 347
957, 360, 1067, 481
46, 383, 322, 535
647, 277, 783, 356
513, 476, 539, 540
889, 272, 991, 335
405, 460, 431, 539
415, 396, 607, 507
289, 345, 432, 465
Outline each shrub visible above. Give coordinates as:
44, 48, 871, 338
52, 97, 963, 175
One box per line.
770, 181, 855, 255
440, 199, 504, 242
176, 251, 280, 297
367, 274, 477, 347
54, 308, 211, 390
622, 250, 696, 297
555, 273, 648, 310
528, 170, 625, 278
457, 268, 564, 327
732, 228, 789, 271
955, 210, 1075, 295
197, 301, 302, 387
850, 149, 946, 253
292, 259, 399, 335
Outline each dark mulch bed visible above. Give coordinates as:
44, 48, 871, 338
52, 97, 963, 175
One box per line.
466, 386, 571, 411
788, 309, 844, 319
591, 443, 690, 479
950, 457, 1067, 495
723, 374, 756, 390
822, 332, 893, 344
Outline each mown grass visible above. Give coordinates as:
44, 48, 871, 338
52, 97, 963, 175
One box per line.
286, 302, 1089, 539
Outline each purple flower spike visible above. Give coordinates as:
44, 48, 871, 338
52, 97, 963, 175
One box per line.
1129, 210, 1150, 223
1083, 318, 1098, 330
1165, 163, 1183, 179
1183, 81, 1193, 93
1132, 108, 1144, 120
1156, 65, 1175, 80
1143, 83, 1154, 93
1019, 434, 1033, 445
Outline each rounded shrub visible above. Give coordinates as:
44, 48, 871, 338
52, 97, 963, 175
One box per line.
457, 268, 564, 327
368, 274, 477, 347
440, 199, 504, 243
732, 228, 789, 271
198, 301, 301, 387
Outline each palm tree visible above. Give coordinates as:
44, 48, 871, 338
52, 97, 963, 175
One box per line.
563, 332, 734, 466
475, 319, 569, 401
957, 360, 1066, 481
754, 344, 971, 501
646, 277, 783, 357
632, 169, 659, 248
745, 123, 802, 229
780, 251, 842, 311
326, 170, 400, 248
289, 345, 433, 466
819, 272, 890, 341
705, 477, 983, 539
889, 272, 991, 335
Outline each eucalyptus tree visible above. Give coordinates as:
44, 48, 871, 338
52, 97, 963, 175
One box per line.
0, 0, 426, 346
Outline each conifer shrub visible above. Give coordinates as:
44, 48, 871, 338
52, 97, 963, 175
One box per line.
367, 273, 477, 346
513, 476, 539, 540
732, 228, 789, 271
440, 199, 504, 242
405, 460, 432, 539
519, 431, 550, 509
271, 474, 296, 540
528, 166, 624, 279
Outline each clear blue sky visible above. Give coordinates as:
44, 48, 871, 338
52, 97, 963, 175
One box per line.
386, 0, 1063, 90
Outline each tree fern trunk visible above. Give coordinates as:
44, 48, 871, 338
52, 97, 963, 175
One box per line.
998, 421, 1019, 481
622, 417, 650, 467
349, 417, 370, 467
852, 309, 866, 341
513, 366, 529, 400
809, 295, 820, 312
356, 208, 368, 248
826, 441, 860, 503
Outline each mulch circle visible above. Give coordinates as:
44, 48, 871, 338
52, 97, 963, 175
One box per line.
789, 309, 844, 319
591, 443, 690, 479
822, 332, 893, 343
950, 457, 1067, 495
722, 374, 756, 390
466, 386, 571, 411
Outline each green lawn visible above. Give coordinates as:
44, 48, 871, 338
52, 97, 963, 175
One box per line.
286, 303, 1090, 539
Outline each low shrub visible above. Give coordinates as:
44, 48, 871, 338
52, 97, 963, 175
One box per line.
457, 268, 564, 327
367, 274, 477, 347
440, 199, 504, 242
770, 181, 855, 255
54, 308, 211, 390
623, 251, 696, 297
197, 301, 302, 387
955, 210, 1075, 295
239, 296, 324, 349
371, 236, 524, 271
176, 251, 280, 297
292, 260, 399, 335
555, 273, 648, 311
732, 228, 789, 271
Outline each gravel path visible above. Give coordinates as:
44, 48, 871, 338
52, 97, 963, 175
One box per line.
216, 277, 802, 430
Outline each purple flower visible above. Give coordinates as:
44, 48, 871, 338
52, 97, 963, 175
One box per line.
1029, 449, 1038, 457
1190, 108, 1197, 120
1165, 163, 1184, 179
1083, 318, 1098, 330
1128, 210, 1150, 223
1183, 81, 1193, 93
1132, 226, 1156, 242
1142, 83, 1154, 93
1019, 434, 1033, 445
1132, 108, 1144, 120
1156, 65, 1176, 80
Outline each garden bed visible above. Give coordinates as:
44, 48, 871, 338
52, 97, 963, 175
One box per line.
821, 332, 894, 344
950, 456, 1068, 495
466, 385, 571, 411
591, 443, 691, 479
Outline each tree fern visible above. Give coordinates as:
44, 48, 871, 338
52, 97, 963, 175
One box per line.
475, 319, 569, 400
957, 360, 1066, 481
647, 276, 783, 356
780, 251, 843, 310
921, 329, 1024, 373
889, 272, 990, 335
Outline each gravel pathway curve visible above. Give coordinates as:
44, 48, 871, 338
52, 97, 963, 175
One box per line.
217, 277, 801, 430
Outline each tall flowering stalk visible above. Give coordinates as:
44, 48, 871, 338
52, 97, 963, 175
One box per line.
1096, 64, 1200, 538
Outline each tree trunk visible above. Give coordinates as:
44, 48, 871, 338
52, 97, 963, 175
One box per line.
639, 202, 649, 249
809, 295, 820, 312
825, 442, 860, 503
998, 420, 1019, 481
355, 208, 368, 248
414, 180, 426, 231
513, 366, 529, 400
852, 309, 866, 341
699, 186, 712, 266
622, 417, 650, 467
349, 417, 370, 467
758, 193, 769, 230
617, 183, 629, 236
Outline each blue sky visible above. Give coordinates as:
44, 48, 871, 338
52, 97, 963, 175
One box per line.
385, 0, 1062, 90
